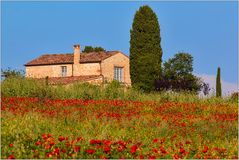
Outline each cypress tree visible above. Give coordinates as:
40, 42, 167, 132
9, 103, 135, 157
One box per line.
216, 67, 222, 97
130, 5, 163, 92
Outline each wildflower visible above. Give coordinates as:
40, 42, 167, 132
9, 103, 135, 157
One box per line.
117, 145, 124, 152
202, 145, 209, 153
58, 135, 65, 142
173, 154, 179, 159
179, 147, 185, 154
35, 141, 41, 146
46, 152, 53, 158
103, 140, 111, 146
61, 149, 67, 153
74, 145, 81, 152
148, 155, 156, 159
139, 155, 144, 159
131, 145, 138, 154
152, 148, 158, 153
8, 154, 15, 159
86, 149, 96, 154
153, 138, 158, 143
53, 148, 60, 155
50, 141, 55, 146
185, 140, 191, 144
160, 146, 167, 154
100, 155, 108, 159
104, 146, 111, 154
90, 139, 101, 145
9, 143, 13, 147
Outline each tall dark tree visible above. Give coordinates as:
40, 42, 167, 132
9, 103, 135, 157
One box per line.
130, 5, 163, 92
216, 67, 222, 97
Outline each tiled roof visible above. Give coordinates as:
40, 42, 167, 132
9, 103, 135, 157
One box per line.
39, 75, 102, 85
25, 51, 118, 66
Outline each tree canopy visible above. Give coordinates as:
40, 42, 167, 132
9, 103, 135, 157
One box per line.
82, 46, 105, 53
130, 5, 163, 92
155, 52, 202, 93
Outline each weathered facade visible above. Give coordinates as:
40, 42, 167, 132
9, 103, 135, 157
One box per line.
25, 44, 131, 85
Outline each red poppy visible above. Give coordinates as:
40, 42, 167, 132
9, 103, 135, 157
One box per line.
117, 145, 124, 152
35, 141, 41, 146
103, 140, 111, 146
148, 155, 156, 159
179, 147, 185, 154
173, 154, 179, 159
185, 140, 191, 144
160, 146, 167, 154
104, 146, 111, 153
8, 154, 15, 159
50, 141, 55, 146
131, 145, 138, 154
100, 155, 108, 159
152, 148, 158, 153
153, 138, 158, 143
53, 148, 60, 155
202, 145, 209, 153
74, 145, 81, 152
9, 143, 13, 147
139, 155, 144, 159
86, 149, 96, 154
90, 139, 101, 145
61, 149, 67, 153
58, 135, 65, 142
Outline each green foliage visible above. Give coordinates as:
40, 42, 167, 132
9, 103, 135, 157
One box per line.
163, 53, 193, 79
1, 77, 236, 104
104, 80, 124, 99
82, 46, 94, 53
94, 47, 105, 52
1, 68, 24, 79
130, 5, 163, 92
82, 46, 105, 53
160, 52, 202, 93
216, 67, 222, 97
1, 77, 55, 100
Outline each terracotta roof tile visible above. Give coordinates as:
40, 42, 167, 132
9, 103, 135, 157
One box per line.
25, 51, 118, 66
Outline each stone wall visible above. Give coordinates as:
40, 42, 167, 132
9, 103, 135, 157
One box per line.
79, 63, 101, 76
101, 52, 131, 86
26, 64, 73, 78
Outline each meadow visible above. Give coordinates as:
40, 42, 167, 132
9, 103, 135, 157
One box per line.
1, 77, 238, 159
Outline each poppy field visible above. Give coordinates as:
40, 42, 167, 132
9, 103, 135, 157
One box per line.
1, 96, 238, 159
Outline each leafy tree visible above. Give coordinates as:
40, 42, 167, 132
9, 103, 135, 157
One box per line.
130, 5, 163, 92
82, 46, 94, 53
155, 52, 202, 93
1, 68, 24, 79
216, 67, 222, 97
94, 47, 105, 52
82, 46, 105, 53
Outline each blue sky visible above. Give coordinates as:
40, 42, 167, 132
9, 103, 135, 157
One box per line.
2, 1, 238, 87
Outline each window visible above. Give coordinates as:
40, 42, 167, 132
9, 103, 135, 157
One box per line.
61, 66, 67, 77
114, 67, 123, 82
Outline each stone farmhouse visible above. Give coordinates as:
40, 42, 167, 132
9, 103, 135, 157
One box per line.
25, 44, 131, 85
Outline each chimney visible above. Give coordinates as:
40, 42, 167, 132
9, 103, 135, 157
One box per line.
73, 44, 80, 76
73, 44, 80, 64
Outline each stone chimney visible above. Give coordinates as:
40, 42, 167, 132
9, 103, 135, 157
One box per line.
73, 44, 80, 76
74, 44, 80, 64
